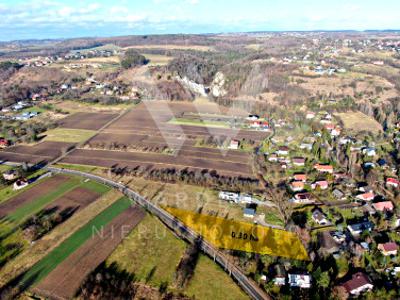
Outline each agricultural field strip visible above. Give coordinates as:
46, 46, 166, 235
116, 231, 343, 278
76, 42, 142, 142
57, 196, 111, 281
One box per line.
0, 174, 69, 217
16, 197, 133, 290
103, 127, 266, 140
57, 112, 119, 130
64, 149, 253, 175
6, 177, 83, 223
0, 190, 123, 288
61, 156, 253, 177
33, 206, 145, 299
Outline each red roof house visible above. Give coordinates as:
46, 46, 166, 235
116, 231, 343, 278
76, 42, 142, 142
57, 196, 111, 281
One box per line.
342, 272, 373, 295
356, 192, 375, 201
372, 201, 394, 212
378, 242, 398, 256
293, 174, 307, 182
386, 178, 400, 188
314, 164, 334, 174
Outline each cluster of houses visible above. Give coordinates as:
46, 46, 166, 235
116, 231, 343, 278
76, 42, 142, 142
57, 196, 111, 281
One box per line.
245, 114, 270, 131
219, 191, 258, 219
64, 48, 119, 60
59, 77, 134, 99
0, 101, 39, 122
2, 169, 29, 190
265, 267, 377, 296
260, 105, 400, 295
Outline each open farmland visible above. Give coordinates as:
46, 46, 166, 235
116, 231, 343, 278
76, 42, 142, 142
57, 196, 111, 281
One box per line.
57, 112, 119, 130
0, 141, 75, 164
33, 203, 145, 300
0, 174, 69, 218
14, 197, 143, 297
335, 111, 383, 133
58, 101, 267, 179
124, 44, 214, 51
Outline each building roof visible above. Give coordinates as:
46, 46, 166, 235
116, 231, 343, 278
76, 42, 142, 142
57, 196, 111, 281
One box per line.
342, 272, 372, 293
314, 164, 333, 171
372, 201, 394, 212
379, 242, 398, 252
294, 174, 307, 181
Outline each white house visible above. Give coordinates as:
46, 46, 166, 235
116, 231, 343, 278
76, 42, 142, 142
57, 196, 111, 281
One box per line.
288, 274, 311, 288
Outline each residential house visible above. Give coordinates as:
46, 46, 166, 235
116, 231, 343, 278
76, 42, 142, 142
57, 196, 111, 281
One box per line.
0, 138, 9, 149
228, 139, 240, 150
378, 242, 398, 256
386, 178, 399, 188
312, 208, 330, 225
314, 164, 333, 174
331, 231, 346, 244
277, 146, 290, 156
273, 265, 286, 286
246, 114, 259, 121
362, 147, 376, 157
239, 194, 253, 204
347, 219, 374, 237
372, 201, 394, 212
311, 180, 329, 190
292, 157, 305, 167
305, 112, 316, 119
291, 192, 314, 204
333, 189, 346, 200
219, 191, 240, 203
342, 272, 373, 295
2, 169, 19, 181
289, 181, 305, 192
267, 153, 279, 162
288, 274, 311, 288
13, 179, 28, 190
293, 174, 307, 182
300, 142, 313, 151
243, 207, 256, 218
356, 192, 375, 201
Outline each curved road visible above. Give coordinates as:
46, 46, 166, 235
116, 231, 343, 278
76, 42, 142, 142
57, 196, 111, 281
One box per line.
47, 166, 270, 300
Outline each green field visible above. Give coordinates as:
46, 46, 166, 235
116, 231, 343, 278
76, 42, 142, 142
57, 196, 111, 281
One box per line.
0, 176, 110, 268
0, 170, 48, 205
169, 117, 230, 129
43, 128, 97, 143
186, 255, 249, 300
6, 177, 82, 223
106, 214, 186, 288
107, 214, 251, 299
54, 162, 103, 173
17, 196, 131, 289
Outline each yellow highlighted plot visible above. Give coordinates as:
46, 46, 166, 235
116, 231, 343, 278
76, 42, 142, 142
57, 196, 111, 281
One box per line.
165, 207, 309, 260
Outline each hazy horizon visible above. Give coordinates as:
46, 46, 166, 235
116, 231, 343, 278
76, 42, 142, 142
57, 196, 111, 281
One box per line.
1, 0, 400, 41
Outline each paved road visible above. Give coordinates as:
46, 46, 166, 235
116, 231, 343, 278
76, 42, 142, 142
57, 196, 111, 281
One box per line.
47, 166, 270, 300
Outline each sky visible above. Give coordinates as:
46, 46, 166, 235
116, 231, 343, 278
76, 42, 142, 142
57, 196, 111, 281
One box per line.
1, 0, 400, 41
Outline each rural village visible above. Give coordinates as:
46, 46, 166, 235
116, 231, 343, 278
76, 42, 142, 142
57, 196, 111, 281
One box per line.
0, 31, 400, 300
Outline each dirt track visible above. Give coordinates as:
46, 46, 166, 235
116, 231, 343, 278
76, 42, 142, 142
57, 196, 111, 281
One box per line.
33, 206, 145, 300
0, 175, 69, 218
